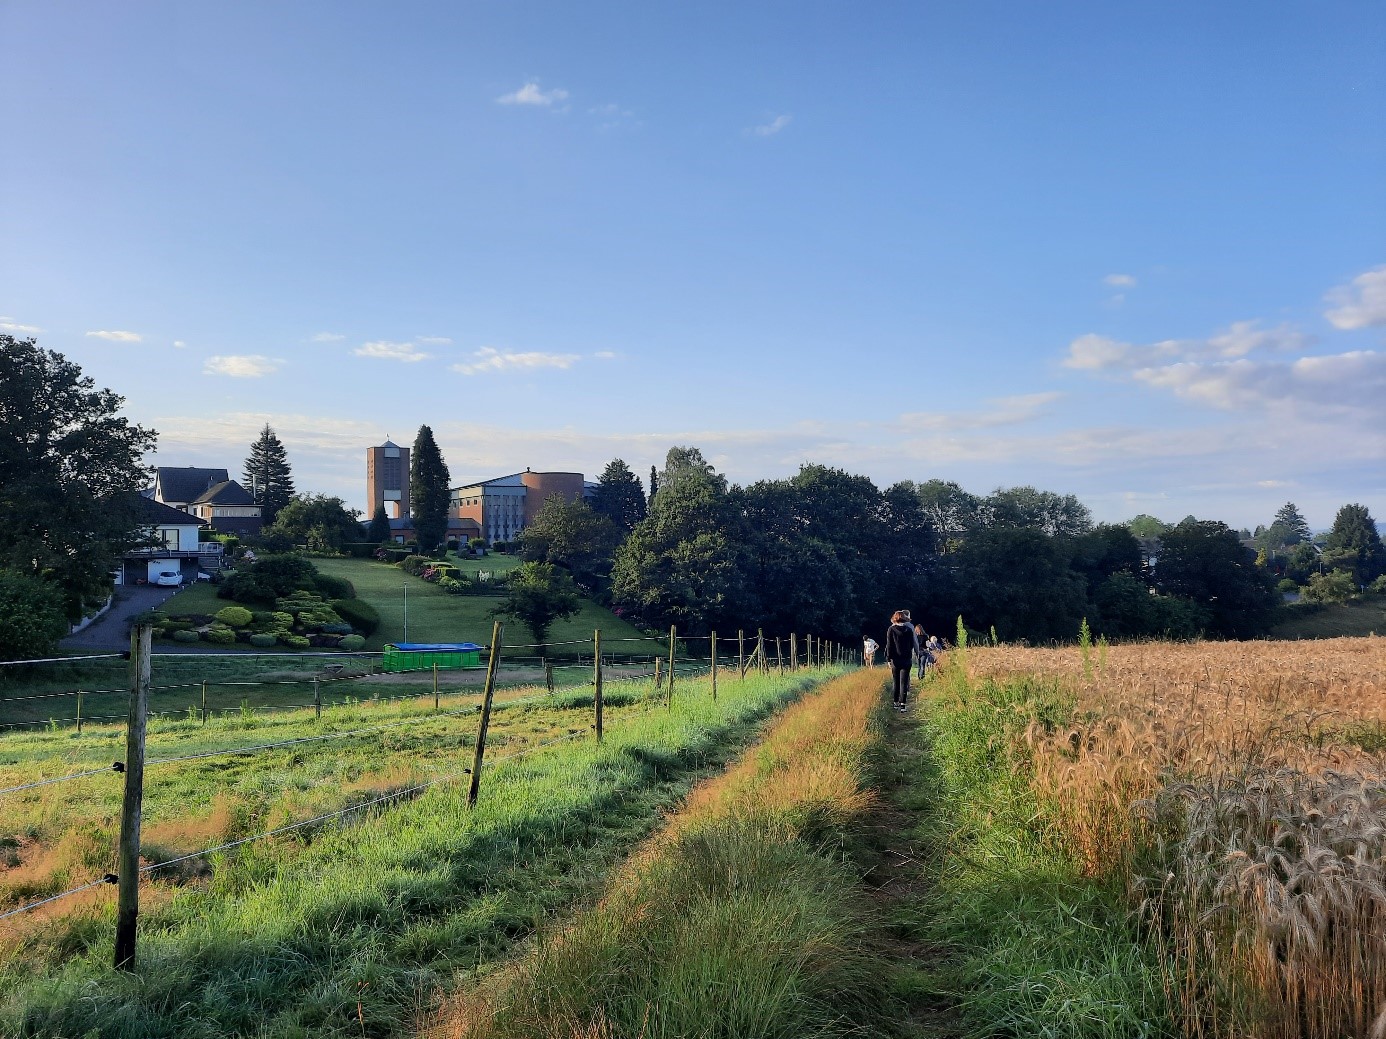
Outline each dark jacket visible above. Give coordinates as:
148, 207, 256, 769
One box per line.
884, 622, 918, 666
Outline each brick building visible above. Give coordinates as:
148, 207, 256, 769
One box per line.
366, 440, 411, 519
450, 469, 588, 544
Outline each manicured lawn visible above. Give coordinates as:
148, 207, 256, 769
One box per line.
159, 580, 228, 617
1270, 595, 1386, 639
312, 557, 648, 653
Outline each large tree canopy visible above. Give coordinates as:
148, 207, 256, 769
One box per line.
494, 561, 582, 653
0, 337, 156, 619
590, 458, 647, 533
243, 424, 295, 525
519, 494, 622, 587
1322, 503, 1385, 585
409, 425, 451, 553
1155, 519, 1279, 638
263, 495, 363, 552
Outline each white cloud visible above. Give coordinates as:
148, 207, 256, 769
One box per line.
311, 331, 346, 343
497, 82, 570, 107
355, 340, 431, 363
172, 340, 187, 349
203, 355, 281, 378
1103, 274, 1137, 287
85, 329, 143, 342
594, 350, 617, 360
898, 392, 1062, 432
415, 336, 453, 346
748, 114, 792, 137
1324, 265, 1386, 330
451, 347, 582, 376
0, 317, 42, 334
1063, 321, 1310, 372
1125, 350, 1385, 414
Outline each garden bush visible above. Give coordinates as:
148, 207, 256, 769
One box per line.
338, 634, 366, 651
332, 598, 380, 636
171, 630, 201, 643
204, 627, 236, 645
248, 633, 278, 648
214, 606, 254, 628
313, 573, 356, 600
321, 622, 353, 635
280, 634, 311, 649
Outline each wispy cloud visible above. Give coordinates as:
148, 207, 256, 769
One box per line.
355, 340, 431, 363
86, 329, 143, 343
1103, 273, 1137, 288
497, 82, 570, 108
1130, 350, 1385, 414
451, 347, 582, 376
898, 392, 1062, 432
594, 350, 617, 360
747, 114, 792, 137
0, 317, 43, 334
1063, 321, 1310, 372
172, 340, 187, 349
311, 331, 346, 343
203, 355, 281, 378
415, 336, 453, 346
1324, 265, 1386, 330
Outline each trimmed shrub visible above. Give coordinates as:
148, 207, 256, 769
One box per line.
338, 634, 366, 651
270, 611, 295, 629
204, 627, 236, 645
172, 629, 201, 643
321, 622, 353, 635
280, 634, 311, 648
218, 574, 275, 605
248, 633, 278, 648
214, 606, 254, 628
332, 598, 379, 636
314, 573, 356, 600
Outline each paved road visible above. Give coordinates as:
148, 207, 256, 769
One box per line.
61, 585, 186, 653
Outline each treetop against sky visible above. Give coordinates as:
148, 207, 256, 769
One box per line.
1, 1, 1382, 528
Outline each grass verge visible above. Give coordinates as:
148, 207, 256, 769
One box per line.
894, 665, 1174, 1038
433, 668, 891, 1039
1, 667, 838, 1038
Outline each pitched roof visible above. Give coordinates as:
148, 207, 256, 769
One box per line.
154, 467, 229, 504
192, 479, 256, 506
140, 497, 206, 527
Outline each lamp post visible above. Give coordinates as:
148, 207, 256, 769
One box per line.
403, 581, 409, 641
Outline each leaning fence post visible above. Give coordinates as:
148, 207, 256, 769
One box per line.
738, 630, 745, 680
466, 620, 503, 809
433, 662, 439, 712
593, 630, 604, 742
114, 622, 152, 971
667, 625, 677, 706
76, 690, 83, 734
710, 631, 718, 701
544, 657, 555, 693
313, 676, 322, 720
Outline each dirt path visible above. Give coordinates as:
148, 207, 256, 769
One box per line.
859, 702, 962, 1037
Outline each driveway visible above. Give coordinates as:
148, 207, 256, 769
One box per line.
61, 585, 187, 653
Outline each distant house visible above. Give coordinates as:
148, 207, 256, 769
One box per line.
151, 466, 263, 536
368, 515, 483, 546
121, 497, 208, 585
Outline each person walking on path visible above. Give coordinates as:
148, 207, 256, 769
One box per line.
914, 623, 935, 679
862, 636, 879, 668
885, 610, 920, 711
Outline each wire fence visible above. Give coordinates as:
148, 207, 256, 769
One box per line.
0, 624, 857, 963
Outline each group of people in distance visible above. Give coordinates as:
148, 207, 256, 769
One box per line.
861, 611, 944, 712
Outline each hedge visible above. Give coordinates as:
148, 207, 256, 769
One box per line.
331, 598, 379, 636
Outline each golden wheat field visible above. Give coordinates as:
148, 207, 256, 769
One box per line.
966, 637, 1386, 1039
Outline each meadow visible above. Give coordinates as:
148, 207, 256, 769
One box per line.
908, 636, 1386, 1039
0, 662, 842, 1038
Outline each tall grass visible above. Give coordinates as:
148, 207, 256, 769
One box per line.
0, 667, 838, 1038
967, 638, 1386, 1039
434, 668, 889, 1039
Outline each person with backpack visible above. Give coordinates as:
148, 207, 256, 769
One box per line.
914, 622, 936, 679
885, 610, 920, 711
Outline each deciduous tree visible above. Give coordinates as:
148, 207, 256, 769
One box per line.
494, 561, 582, 655
0, 336, 156, 619
264, 495, 362, 552
1155, 519, 1279, 638
1322, 503, 1385, 585
519, 495, 621, 586
243, 424, 295, 525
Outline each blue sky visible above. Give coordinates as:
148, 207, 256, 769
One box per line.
3, 1, 1383, 530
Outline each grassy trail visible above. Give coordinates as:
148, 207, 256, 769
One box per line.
1, 667, 839, 1039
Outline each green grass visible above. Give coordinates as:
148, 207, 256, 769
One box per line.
892, 670, 1174, 1038
159, 580, 225, 617
0, 666, 837, 1039
312, 556, 647, 652
1269, 595, 1386, 639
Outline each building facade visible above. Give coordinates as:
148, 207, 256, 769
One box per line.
366, 440, 411, 519
450, 470, 586, 544
151, 466, 262, 536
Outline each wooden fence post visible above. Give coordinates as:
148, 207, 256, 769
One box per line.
756, 629, 766, 675
200, 681, 208, 725
313, 676, 322, 720
593, 629, 603, 743
466, 620, 503, 809
667, 625, 677, 706
790, 633, 797, 671
76, 690, 83, 734
544, 657, 555, 694
114, 623, 152, 970
433, 662, 439, 712
710, 631, 718, 701
738, 630, 745, 680
775, 636, 783, 675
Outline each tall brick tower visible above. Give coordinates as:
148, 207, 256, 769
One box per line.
366, 439, 410, 518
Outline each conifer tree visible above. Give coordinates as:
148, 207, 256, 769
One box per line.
410, 425, 451, 553
243, 424, 295, 525
648, 465, 659, 502
591, 458, 647, 532
367, 503, 392, 543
